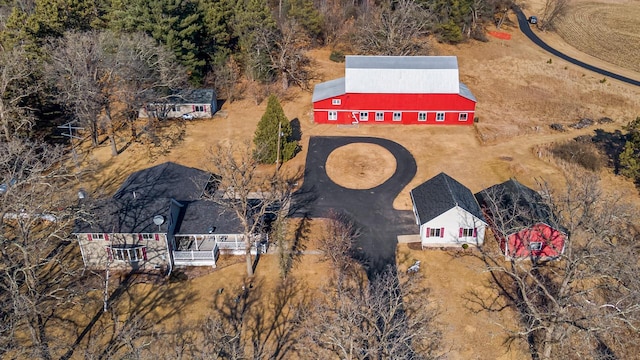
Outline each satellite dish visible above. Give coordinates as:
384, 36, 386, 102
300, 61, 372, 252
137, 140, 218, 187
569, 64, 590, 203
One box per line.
153, 215, 165, 226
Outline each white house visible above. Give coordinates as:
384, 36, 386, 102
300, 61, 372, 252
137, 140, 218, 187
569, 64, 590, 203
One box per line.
410, 173, 487, 248
139, 89, 217, 119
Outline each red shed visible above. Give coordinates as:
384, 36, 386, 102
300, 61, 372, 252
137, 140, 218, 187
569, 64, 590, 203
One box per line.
476, 179, 567, 260
312, 56, 476, 125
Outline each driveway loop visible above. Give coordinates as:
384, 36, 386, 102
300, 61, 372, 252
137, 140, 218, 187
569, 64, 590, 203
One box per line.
292, 136, 418, 276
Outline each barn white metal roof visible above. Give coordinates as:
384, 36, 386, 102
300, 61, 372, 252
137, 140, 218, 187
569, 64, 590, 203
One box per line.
312, 77, 345, 102
345, 56, 460, 94
345, 56, 458, 70
311, 56, 476, 103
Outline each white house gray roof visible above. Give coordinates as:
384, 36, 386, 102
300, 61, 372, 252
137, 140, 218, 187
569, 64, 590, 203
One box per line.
459, 82, 477, 102
410, 173, 486, 225
345, 56, 459, 70
312, 77, 346, 102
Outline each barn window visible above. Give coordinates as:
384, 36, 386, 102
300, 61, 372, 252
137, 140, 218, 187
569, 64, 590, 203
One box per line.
328, 111, 337, 120
332, 99, 341, 105
436, 112, 445, 121
530, 242, 543, 251
360, 112, 368, 121
459, 113, 468, 121
429, 228, 441, 237
194, 105, 205, 112
393, 112, 402, 121
375, 112, 384, 121
418, 112, 427, 121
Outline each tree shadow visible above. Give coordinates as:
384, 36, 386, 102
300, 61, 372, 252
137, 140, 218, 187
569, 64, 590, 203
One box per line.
289, 118, 302, 142
591, 128, 626, 174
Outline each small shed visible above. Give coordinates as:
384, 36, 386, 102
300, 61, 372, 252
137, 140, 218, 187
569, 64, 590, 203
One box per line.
139, 89, 217, 119
476, 179, 567, 260
410, 173, 487, 248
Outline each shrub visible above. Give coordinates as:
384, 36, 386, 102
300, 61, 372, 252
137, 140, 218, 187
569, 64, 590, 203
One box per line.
462, 243, 469, 250
329, 51, 345, 63
551, 140, 604, 171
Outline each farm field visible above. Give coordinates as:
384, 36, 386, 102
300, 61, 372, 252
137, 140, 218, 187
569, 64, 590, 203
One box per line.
554, 0, 640, 73
70, 5, 640, 359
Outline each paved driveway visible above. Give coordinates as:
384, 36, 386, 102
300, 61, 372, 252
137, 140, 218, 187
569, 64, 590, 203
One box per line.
292, 136, 418, 275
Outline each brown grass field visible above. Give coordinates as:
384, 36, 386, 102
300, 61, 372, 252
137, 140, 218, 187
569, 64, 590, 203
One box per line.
64, 2, 640, 359
555, 0, 640, 73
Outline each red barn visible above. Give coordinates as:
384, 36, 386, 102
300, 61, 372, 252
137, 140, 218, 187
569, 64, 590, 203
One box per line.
476, 179, 567, 260
312, 56, 476, 125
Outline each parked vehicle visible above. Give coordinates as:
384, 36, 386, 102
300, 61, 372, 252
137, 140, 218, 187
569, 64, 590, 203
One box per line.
181, 113, 194, 120
528, 16, 538, 24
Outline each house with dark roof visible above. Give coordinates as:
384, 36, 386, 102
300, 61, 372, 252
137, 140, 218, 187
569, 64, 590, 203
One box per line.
312, 56, 476, 125
476, 179, 567, 260
139, 89, 217, 119
74, 162, 253, 271
410, 173, 487, 248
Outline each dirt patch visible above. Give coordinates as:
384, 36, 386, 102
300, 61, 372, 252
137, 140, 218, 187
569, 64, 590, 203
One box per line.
325, 143, 397, 189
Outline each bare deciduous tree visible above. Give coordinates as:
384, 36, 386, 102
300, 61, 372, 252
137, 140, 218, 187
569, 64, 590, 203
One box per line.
539, 0, 569, 31
206, 142, 297, 277
351, 0, 432, 56
0, 46, 39, 141
305, 213, 443, 359
0, 139, 79, 359
470, 167, 640, 360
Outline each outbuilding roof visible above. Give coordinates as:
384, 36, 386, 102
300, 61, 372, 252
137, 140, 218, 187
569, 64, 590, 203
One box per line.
167, 89, 216, 105
475, 179, 566, 234
459, 82, 477, 102
410, 173, 486, 225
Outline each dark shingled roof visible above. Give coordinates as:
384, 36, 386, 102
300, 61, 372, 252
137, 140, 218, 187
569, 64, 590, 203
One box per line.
74, 162, 241, 235
410, 173, 485, 225
174, 200, 243, 235
475, 179, 566, 234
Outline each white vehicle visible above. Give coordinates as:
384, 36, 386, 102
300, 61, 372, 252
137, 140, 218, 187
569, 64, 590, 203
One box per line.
181, 113, 194, 120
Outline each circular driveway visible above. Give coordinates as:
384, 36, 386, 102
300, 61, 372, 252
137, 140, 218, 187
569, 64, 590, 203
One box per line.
292, 136, 418, 275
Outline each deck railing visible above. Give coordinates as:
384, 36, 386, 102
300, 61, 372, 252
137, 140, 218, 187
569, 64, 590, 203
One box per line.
173, 245, 219, 267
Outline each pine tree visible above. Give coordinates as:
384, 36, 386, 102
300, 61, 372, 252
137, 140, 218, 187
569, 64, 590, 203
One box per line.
253, 95, 297, 164
619, 117, 640, 182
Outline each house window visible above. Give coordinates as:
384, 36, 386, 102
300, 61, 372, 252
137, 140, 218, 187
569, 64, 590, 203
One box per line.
90, 233, 105, 241
530, 242, 543, 251
418, 112, 427, 121
393, 112, 402, 121
360, 112, 369, 121
194, 105, 205, 112
332, 99, 341, 105
459, 113, 468, 121
429, 228, 441, 237
170, 105, 177, 112
328, 111, 338, 121
460, 228, 476, 237
375, 112, 384, 121
140, 233, 154, 241
110, 245, 147, 262
436, 112, 445, 121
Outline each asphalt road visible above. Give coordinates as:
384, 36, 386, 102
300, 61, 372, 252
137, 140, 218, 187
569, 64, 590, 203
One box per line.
514, 5, 640, 87
292, 136, 418, 276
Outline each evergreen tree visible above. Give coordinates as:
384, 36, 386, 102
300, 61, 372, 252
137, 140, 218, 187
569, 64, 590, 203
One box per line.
234, 0, 277, 82
286, 0, 324, 42
253, 95, 297, 164
619, 117, 640, 182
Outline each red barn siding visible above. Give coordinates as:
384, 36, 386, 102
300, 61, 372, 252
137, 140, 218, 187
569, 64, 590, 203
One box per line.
505, 223, 566, 259
313, 93, 475, 125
